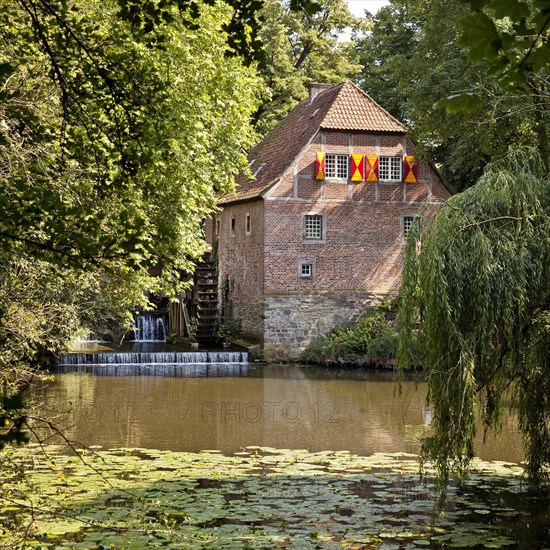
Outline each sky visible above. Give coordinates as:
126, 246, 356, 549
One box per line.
346, 0, 390, 18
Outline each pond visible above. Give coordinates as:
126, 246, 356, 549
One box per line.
3, 363, 546, 548
31, 363, 523, 462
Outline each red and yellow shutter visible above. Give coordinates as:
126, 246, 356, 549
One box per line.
315, 152, 325, 180
366, 155, 379, 182
403, 156, 418, 183
350, 154, 365, 182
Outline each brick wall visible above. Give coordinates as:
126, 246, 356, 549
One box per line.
263, 201, 408, 293
261, 129, 450, 357
210, 129, 451, 358
210, 200, 265, 341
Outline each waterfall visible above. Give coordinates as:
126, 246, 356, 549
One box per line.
57, 350, 249, 366
128, 312, 167, 342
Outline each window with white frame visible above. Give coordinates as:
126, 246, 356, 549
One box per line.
299, 261, 314, 278
325, 153, 348, 179
304, 214, 323, 240
379, 156, 402, 181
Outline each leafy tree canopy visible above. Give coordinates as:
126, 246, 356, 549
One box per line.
354, 0, 550, 189
255, 0, 366, 135
0, 0, 262, 444
398, 147, 550, 497
116, 0, 323, 64
1, 0, 260, 276
458, 0, 550, 87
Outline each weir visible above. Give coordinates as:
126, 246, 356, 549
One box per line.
57, 350, 248, 366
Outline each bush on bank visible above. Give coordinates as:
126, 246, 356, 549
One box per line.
301, 300, 404, 367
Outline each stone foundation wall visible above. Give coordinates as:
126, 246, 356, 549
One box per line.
263, 291, 393, 360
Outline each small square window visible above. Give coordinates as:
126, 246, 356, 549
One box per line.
304, 214, 323, 240
299, 261, 313, 278
245, 213, 251, 234
379, 156, 402, 181
325, 153, 348, 179
403, 215, 416, 237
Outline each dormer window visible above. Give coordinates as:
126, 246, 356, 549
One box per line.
325, 154, 348, 180
252, 162, 267, 178
316, 154, 414, 183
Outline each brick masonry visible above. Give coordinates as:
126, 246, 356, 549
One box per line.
207, 128, 452, 358
207, 200, 265, 340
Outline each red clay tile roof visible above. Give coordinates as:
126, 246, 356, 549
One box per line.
322, 82, 406, 132
219, 81, 406, 205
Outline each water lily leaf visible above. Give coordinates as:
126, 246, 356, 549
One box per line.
39, 520, 84, 535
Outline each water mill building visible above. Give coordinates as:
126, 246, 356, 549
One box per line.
204, 82, 453, 360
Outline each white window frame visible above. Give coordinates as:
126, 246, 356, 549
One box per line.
379, 156, 402, 182
299, 261, 314, 279
325, 153, 349, 180
302, 212, 325, 242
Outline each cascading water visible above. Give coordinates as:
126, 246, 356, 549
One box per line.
58, 350, 248, 366
127, 312, 167, 342
58, 309, 249, 371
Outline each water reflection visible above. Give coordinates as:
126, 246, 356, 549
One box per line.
30, 364, 523, 462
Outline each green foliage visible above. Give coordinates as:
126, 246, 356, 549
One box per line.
1, 444, 540, 548
354, 0, 549, 190
435, 92, 483, 113
116, 0, 323, 64
459, 11, 502, 62
398, 147, 550, 496
187, 316, 199, 341
458, 0, 550, 87
215, 318, 241, 342
1, 0, 260, 275
255, 0, 365, 134
302, 300, 402, 366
